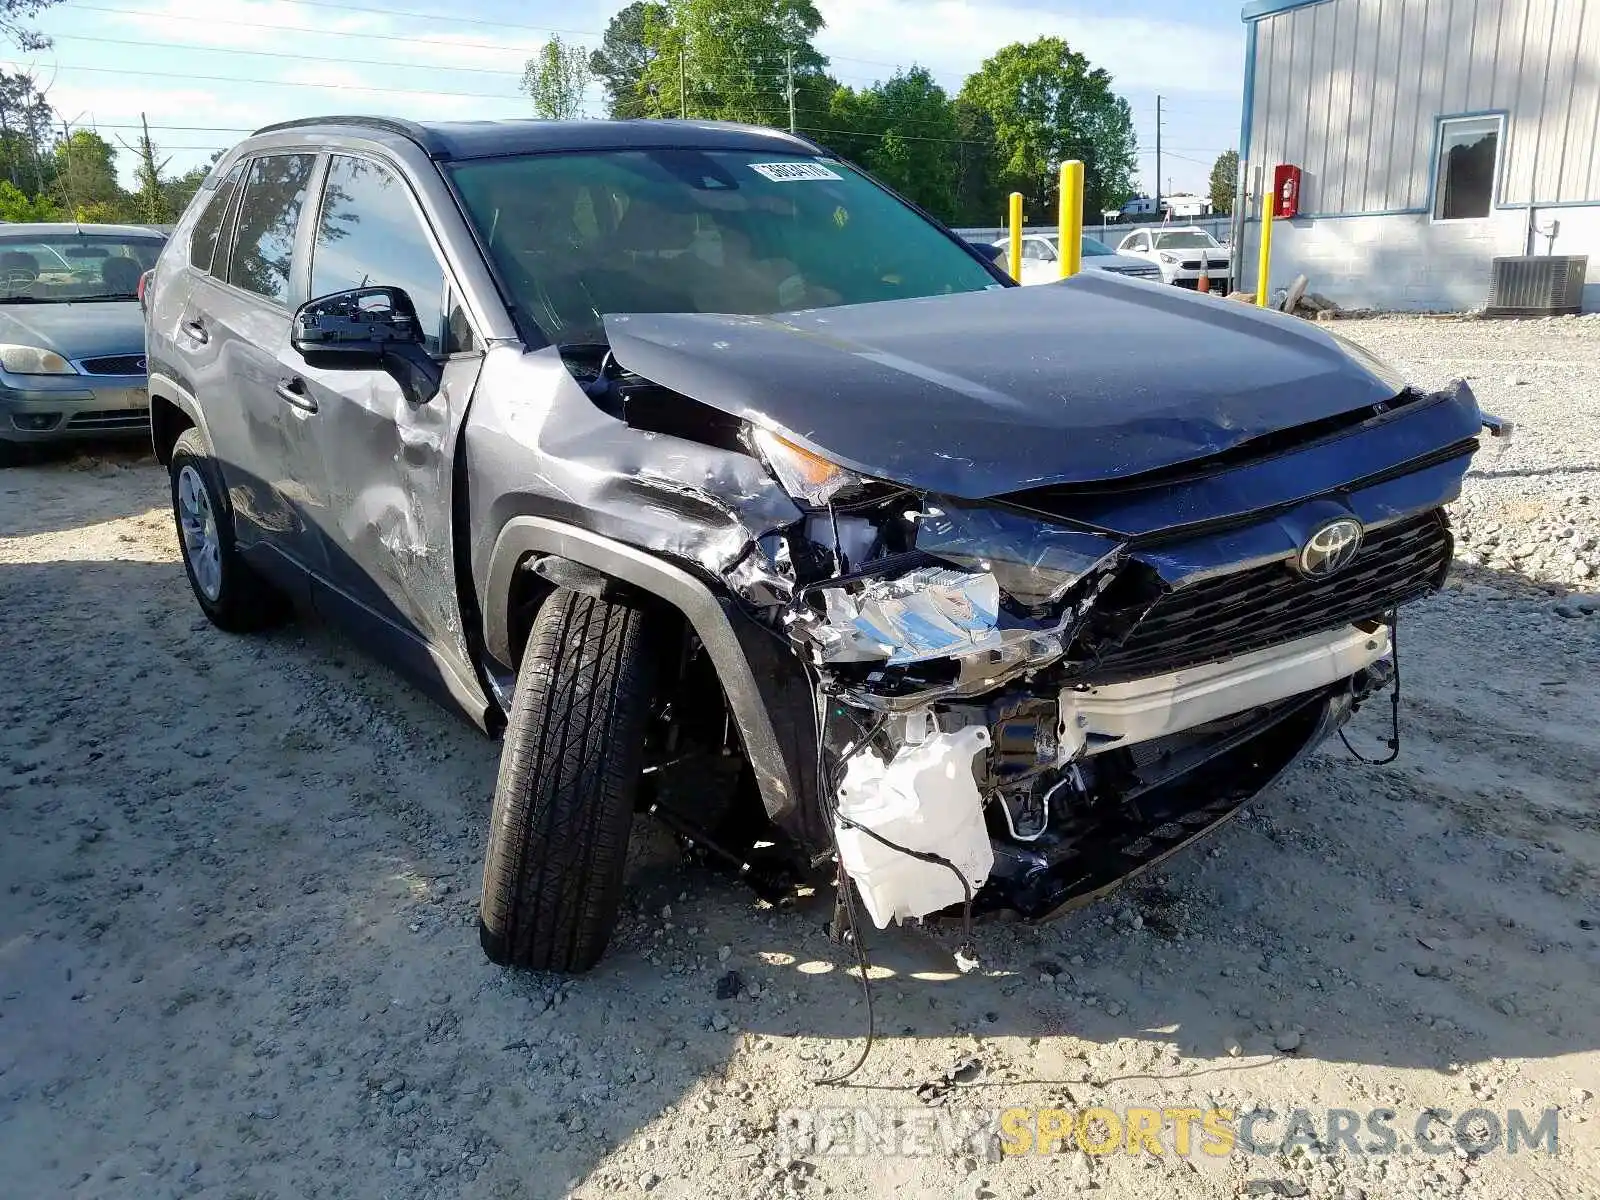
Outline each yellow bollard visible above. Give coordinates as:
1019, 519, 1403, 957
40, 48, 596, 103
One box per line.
1008, 191, 1024, 283
1059, 160, 1084, 278
1255, 194, 1275, 307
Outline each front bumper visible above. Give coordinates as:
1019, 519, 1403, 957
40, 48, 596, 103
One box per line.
1167, 267, 1234, 289
1060, 624, 1391, 758
0, 372, 150, 443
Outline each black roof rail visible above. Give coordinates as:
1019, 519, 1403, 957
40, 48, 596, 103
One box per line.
249, 115, 441, 154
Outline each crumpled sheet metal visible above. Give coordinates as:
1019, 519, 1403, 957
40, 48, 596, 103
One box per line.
814, 567, 1002, 665
466, 345, 803, 610
915, 502, 1123, 609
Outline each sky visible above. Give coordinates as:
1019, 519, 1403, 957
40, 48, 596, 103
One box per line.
11, 0, 1249, 201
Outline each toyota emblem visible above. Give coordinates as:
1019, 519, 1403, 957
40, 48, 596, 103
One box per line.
1298, 519, 1364, 577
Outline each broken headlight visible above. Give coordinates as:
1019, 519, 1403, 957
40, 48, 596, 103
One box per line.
752, 427, 866, 507
915, 503, 1122, 610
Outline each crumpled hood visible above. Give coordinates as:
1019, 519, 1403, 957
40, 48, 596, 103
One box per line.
0, 301, 145, 363
603, 275, 1398, 499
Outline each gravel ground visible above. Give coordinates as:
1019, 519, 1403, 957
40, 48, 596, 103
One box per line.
2, 315, 1598, 1200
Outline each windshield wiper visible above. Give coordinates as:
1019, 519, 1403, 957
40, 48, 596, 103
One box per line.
72, 293, 140, 301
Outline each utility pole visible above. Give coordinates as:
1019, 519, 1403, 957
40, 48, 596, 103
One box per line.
1154, 94, 1163, 221
679, 50, 688, 119
786, 49, 796, 133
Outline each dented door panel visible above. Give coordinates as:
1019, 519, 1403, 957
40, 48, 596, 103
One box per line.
298, 352, 483, 687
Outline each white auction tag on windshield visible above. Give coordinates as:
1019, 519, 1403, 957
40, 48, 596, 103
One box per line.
750, 161, 842, 182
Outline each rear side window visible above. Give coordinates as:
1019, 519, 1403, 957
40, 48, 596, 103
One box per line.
311, 155, 445, 354
227, 153, 316, 306
189, 163, 244, 274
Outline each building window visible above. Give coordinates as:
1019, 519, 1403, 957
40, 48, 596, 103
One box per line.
1433, 116, 1502, 221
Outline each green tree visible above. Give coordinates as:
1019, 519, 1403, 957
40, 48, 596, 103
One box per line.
958, 36, 1136, 224
2, 0, 63, 52
642, 0, 826, 125
52, 130, 129, 219
162, 163, 212, 220
522, 35, 591, 121
130, 125, 172, 223
1209, 149, 1238, 216
857, 68, 958, 219
951, 98, 1003, 226
0, 177, 54, 220
590, 1, 668, 118
0, 71, 56, 197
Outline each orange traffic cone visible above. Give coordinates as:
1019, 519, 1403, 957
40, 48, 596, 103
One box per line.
1197, 259, 1212, 294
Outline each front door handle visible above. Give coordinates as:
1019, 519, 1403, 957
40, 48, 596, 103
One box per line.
275, 376, 316, 413
181, 319, 208, 345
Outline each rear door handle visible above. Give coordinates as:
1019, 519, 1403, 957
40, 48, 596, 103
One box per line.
181, 319, 208, 345
275, 376, 316, 413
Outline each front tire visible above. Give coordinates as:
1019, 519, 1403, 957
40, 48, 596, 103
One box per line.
168, 428, 286, 632
479, 589, 658, 973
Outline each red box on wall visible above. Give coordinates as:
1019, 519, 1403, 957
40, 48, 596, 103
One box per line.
1273, 164, 1302, 219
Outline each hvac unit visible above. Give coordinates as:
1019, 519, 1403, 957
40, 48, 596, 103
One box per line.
1485, 255, 1588, 317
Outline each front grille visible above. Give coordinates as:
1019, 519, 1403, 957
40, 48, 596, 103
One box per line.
1074, 511, 1451, 683
67, 408, 150, 430
1106, 265, 1160, 278
78, 354, 147, 376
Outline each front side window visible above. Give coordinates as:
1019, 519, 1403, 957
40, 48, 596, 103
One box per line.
450, 148, 999, 345
227, 153, 316, 305
1434, 115, 1501, 220
0, 232, 165, 301
311, 155, 446, 354
1123, 232, 1149, 252
190, 163, 244, 274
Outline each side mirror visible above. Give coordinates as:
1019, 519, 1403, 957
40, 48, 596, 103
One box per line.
291, 286, 442, 404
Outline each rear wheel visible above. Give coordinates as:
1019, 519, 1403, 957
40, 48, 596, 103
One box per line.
479, 589, 658, 973
168, 428, 287, 632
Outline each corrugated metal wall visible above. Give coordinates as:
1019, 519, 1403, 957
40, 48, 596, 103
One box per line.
1248, 0, 1600, 215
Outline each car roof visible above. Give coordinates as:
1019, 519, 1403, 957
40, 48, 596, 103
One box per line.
0, 223, 166, 238
249, 115, 823, 162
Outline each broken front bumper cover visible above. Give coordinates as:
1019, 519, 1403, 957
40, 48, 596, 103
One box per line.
822, 621, 1393, 928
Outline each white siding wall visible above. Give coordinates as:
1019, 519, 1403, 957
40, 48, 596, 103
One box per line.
1242, 0, 1600, 311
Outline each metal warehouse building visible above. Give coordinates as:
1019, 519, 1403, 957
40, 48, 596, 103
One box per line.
1237, 0, 1600, 311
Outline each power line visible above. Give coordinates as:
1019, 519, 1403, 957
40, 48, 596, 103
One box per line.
46, 33, 530, 76
1, 60, 528, 101
64, 3, 578, 57
80, 0, 609, 43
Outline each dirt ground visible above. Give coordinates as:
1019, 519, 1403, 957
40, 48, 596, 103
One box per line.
2, 316, 1598, 1200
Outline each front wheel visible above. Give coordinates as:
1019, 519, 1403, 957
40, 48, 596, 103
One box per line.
478, 589, 658, 973
168, 428, 286, 632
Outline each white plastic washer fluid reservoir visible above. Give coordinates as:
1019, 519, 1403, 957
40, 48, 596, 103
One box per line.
834, 726, 995, 929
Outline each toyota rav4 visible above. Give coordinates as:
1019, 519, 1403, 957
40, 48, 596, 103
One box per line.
143, 117, 1488, 972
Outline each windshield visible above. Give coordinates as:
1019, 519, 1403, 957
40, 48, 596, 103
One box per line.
1082, 237, 1114, 256
450, 149, 1000, 344
0, 233, 163, 302
1153, 231, 1221, 250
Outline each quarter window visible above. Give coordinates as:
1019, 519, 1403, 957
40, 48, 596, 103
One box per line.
1433, 116, 1501, 221
227, 153, 316, 305
189, 163, 244, 274
311, 155, 445, 354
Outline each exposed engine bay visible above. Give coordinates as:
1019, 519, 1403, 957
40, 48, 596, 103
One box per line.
480, 284, 1491, 933
713, 438, 1411, 926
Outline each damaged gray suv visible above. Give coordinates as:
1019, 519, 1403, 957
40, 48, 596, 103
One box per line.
145, 117, 1489, 973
